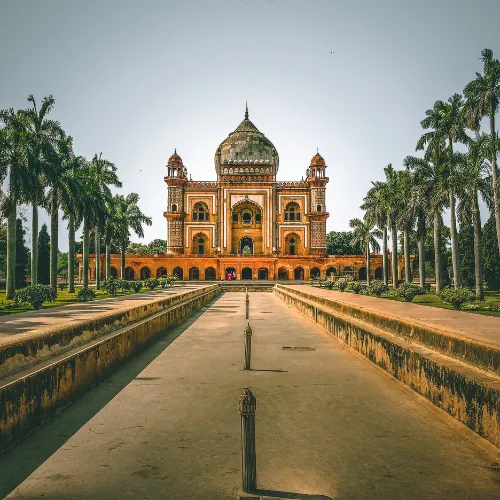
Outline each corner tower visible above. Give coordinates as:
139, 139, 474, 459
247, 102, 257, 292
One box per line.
164, 150, 187, 254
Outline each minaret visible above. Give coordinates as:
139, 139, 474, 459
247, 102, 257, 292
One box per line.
163, 150, 187, 254
306, 151, 329, 256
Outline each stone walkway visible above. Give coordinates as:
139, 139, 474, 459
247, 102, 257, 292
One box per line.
0, 285, 205, 343
290, 285, 500, 347
2, 292, 499, 499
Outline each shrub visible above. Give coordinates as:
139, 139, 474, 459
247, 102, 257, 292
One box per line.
367, 279, 389, 297
158, 277, 168, 288
336, 280, 348, 292
130, 280, 143, 293
348, 281, 363, 294
166, 275, 178, 286
439, 287, 475, 310
396, 283, 424, 302
14, 285, 57, 310
101, 278, 121, 295
76, 287, 97, 302
144, 277, 159, 290
119, 279, 131, 292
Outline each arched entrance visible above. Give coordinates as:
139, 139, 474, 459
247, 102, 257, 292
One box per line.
205, 267, 216, 280
173, 267, 183, 280
225, 267, 236, 280
156, 267, 167, 278
342, 266, 354, 277
294, 267, 304, 280
375, 267, 383, 280
140, 267, 151, 280
258, 268, 268, 280
110, 266, 118, 278
326, 266, 337, 278
285, 233, 301, 255
242, 267, 252, 280
125, 267, 134, 280
310, 267, 320, 279
358, 267, 367, 281
278, 267, 289, 280
189, 267, 200, 280
239, 237, 254, 255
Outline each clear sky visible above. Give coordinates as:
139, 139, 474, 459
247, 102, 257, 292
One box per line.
1, 0, 499, 250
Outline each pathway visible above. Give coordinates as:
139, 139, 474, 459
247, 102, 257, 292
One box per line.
2, 292, 500, 499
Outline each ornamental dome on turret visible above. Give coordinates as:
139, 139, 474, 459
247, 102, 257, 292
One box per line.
310, 151, 325, 168
215, 104, 279, 171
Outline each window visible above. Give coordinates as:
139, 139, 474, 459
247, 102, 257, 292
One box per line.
172, 203, 178, 212
198, 237, 205, 255
192, 202, 209, 222
317, 204, 322, 212
285, 202, 301, 222
255, 213, 261, 223
232, 212, 239, 223
289, 237, 296, 255
242, 212, 252, 224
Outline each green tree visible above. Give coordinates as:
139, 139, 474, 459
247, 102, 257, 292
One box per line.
348, 218, 382, 286
38, 224, 50, 285
0, 220, 6, 278
458, 224, 475, 288
482, 215, 500, 290
15, 218, 29, 288
463, 48, 500, 257
326, 231, 363, 255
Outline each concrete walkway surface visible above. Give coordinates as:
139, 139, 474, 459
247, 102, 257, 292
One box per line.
290, 285, 500, 347
3, 292, 499, 499
0, 284, 206, 343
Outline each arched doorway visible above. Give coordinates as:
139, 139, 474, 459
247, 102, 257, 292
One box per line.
285, 233, 301, 255
326, 266, 337, 278
375, 267, 383, 280
110, 266, 118, 278
125, 267, 134, 280
358, 267, 367, 281
205, 267, 216, 280
342, 266, 354, 277
294, 267, 304, 280
189, 267, 200, 280
242, 267, 252, 280
239, 237, 254, 255
258, 268, 268, 280
173, 267, 183, 280
226, 267, 236, 280
278, 267, 289, 280
310, 267, 320, 279
140, 267, 151, 280
156, 267, 167, 278
192, 232, 208, 255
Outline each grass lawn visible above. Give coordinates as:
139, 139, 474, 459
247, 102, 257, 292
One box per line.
0, 287, 146, 316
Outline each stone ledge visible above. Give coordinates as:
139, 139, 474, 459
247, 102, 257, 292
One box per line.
274, 285, 500, 449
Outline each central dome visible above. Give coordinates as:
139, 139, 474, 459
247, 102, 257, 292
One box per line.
216, 105, 279, 170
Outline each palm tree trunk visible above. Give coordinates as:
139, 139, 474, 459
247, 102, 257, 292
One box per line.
391, 224, 398, 289
68, 213, 75, 293
366, 244, 371, 286
106, 242, 111, 279
418, 226, 425, 289
6, 201, 17, 300
472, 191, 484, 299
434, 210, 442, 294
489, 110, 500, 256
120, 245, 126, 279
31, 204, 38, 285
449, 191, 460, 288
382, 226, 388, 285
95, 227, 101, 290
403, 229, 411, 283
83, 218, 89, 288
49, 191, 58, 291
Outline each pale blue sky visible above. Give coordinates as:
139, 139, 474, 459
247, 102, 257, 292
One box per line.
1, 0, 499, 250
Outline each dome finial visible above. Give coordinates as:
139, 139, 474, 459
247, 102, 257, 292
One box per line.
245, 102, 249, 120
316, 146, 319, 154
174, 148, 177, 154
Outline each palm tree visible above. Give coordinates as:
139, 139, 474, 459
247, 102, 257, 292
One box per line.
456, 135, 493, 298
349, 218, 382, 286
18, 95, 64, 285
361, 182, 389, 285
0, 109, 30, 299
103, 194, 122, 279
463, 48, 500, 256
114, 193, 152, 279
396, 169, 415, 284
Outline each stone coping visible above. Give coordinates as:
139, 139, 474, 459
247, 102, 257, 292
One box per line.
278, 285, 500, 375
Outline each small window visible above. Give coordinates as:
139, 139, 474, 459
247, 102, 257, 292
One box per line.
242, 212, 252, 224
255, 213, 261, 223
172, 203, 178, 212
317, 204, 322, 212
232, 213, 238, 223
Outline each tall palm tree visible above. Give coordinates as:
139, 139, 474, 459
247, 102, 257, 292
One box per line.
114, 193, 152, 279
396, 169, 415, 284
456, 135, 493, 298
463, 48, 500, 256
103, 194, 122, 279
361, 182, 389, 285
0, 109, 30, 299
18, 95, 64, 285
349, 217, 382, 286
